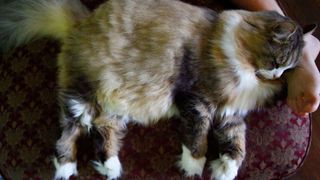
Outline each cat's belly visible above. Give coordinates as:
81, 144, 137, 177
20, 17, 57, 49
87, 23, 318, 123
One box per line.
97, 83, 178, 125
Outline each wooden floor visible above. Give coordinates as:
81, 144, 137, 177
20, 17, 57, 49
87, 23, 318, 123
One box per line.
279, 0, 320, 179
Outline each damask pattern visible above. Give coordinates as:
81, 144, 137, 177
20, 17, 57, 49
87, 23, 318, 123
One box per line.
0, 0, 312, 179
0, 40, 61, 179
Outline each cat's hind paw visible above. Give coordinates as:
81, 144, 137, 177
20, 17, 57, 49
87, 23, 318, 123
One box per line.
53, 158, 78, 180
177, 145, 206, 177
92, 156, 122, 180
210, 154, 238, 180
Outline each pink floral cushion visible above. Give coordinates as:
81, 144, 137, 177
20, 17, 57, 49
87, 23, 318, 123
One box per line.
0, 1, 312, 179
239, 102, 311, 179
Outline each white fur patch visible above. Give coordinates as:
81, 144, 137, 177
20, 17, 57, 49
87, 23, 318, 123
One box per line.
257, 65, 293, 80
219, 11, 242, 59
92, 156, 122, 180
69, 99, 93, 131
177, 145, 206, 177
53, 158, 78, 180
210, 154, 238, 180
218, 11, 258, 117
220, 72, 258, 117
69, 99, 86, 117
219, 68, 281, 117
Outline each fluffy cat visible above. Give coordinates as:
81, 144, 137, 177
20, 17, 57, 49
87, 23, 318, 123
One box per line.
0, 0, 308, 179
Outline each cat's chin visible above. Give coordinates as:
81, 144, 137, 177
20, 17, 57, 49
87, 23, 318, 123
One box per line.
255, 73, 280, 82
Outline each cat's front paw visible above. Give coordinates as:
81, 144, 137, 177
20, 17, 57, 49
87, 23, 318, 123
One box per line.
53, 158, 78, 180
210, 154, 238, 180
92, 156, 122, 179
177, 145, 206, 177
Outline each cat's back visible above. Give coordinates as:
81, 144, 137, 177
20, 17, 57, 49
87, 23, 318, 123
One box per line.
61, 0, 214, 77
58, 0, 215, 124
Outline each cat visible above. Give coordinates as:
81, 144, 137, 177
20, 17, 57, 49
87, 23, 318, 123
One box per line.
0, 0, 310, 179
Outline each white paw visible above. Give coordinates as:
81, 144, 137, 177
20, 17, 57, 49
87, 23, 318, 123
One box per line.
210, 154, 238, 180
177, 145, 206, 177
93, 156, 122, 180
53, 158, 78, 180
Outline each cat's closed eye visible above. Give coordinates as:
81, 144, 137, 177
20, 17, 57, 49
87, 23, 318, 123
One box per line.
244, 19, 259, 29
259, 53, 281, 70
264, 58, 279, 70
271, 59, 280, 69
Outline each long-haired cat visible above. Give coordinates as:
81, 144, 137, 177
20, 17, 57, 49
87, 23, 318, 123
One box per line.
0, 0, 310, 179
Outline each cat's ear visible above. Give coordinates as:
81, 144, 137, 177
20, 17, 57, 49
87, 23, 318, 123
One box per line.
272, 21, 297, 43
303, 23, 317, 37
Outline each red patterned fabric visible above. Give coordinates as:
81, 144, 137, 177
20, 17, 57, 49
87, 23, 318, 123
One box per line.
238, 102, 311, 179
0, 1, 312, 179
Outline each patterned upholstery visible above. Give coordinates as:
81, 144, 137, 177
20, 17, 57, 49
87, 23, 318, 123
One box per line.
0, 0, 311, 179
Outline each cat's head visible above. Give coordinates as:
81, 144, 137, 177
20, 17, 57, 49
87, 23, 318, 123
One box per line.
218, 10, 311, 80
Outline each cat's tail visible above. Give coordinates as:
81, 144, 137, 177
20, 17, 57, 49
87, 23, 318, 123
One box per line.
0, 0, 90, 52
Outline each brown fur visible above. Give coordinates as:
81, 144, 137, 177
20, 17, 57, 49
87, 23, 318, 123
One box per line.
93, 115, 125, 158
56, 125, 83, 163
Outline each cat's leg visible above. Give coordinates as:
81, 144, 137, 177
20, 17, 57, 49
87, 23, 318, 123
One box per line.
175, 92, 212, 177
91, 115, 126, 179
210, 116, 246, 180
54, 125, 83, 180
54, 92, 97, 180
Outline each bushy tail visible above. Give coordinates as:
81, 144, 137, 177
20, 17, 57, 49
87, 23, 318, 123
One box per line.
0, 0, 90, 52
